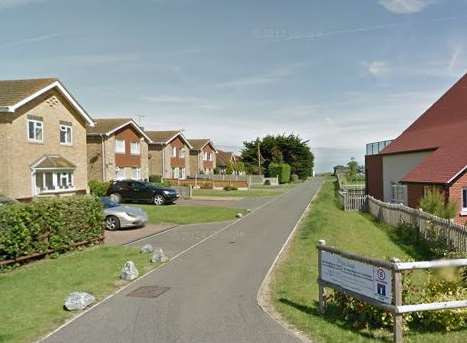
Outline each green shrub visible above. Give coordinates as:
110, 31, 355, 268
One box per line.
223, 186, 238, 191
88, 180, 110, 197
420, 187, 457, 219
0, 196, 104, 264
264, 180, 271, 186
268, 163, 291, 184
149, 175, 162, 183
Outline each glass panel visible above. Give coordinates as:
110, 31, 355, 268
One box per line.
463, 189, 467, 209
29, 121, 35, 139
45, 173, 54, 190
35, 172, 44, 191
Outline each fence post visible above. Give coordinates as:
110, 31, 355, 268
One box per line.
317, 240, 326, 314
391, 257, 403, 343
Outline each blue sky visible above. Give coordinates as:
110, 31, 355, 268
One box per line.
1, 0, 467, 171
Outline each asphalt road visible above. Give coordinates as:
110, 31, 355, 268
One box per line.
43, 178, 323, 343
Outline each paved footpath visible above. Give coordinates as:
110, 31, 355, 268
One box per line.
43, 178, 323, 343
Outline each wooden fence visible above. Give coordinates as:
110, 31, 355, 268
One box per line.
338, 189, 368, 212
368, 196, 467, 253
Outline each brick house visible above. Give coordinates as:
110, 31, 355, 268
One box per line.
0, 78, 95, 200
366, 73, 467, 225
216, 150, 241, 174
188, 139, 217, 175
87, 118, 151, 182
145, 130, 193, 179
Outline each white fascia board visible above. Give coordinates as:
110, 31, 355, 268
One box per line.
106, 120, 153, 143
9, 81, 95, 127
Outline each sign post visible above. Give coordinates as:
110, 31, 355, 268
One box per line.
391, 258, 403, 343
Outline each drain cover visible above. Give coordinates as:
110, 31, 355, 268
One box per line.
127, 286, 170, 298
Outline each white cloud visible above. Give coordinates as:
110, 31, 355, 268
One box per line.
367, 61, 390, 77
379, 0, 433, 14
0, 33, 60, 48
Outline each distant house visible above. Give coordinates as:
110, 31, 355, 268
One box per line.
0, 78, 95, 200
216, 150, 244, 175
188, 139, 217, 175
87, 118, 151, 182
145, 130, 193, 179
366, 74, 467, 225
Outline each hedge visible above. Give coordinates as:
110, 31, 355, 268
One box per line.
0, 196, 104, 263
268, 163, 291, 184
88, 180, 111, 197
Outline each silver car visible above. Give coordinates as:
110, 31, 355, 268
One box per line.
100, 197, 148, 230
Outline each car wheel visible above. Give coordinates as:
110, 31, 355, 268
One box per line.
110, 193, 122, 203
105, 216, 121, 230
153, 194, 165, 206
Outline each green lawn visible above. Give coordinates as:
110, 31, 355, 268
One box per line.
271, 179, 467, 343
192, 187, 289, 198
0, 246, 160, 343
138, 205, 246, 224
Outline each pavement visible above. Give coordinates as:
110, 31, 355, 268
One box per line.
42, 177, 323, 343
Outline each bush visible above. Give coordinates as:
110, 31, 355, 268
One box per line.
419, 187, 457, 219
264, 180, 271, 186
291, 174, 299, 183
149, 175, 162, 183
88, 180, 110, 197
268, 162, 291, 184
223, 186, 238, 191
0, 196, 104, 263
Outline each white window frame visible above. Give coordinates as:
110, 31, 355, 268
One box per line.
179, 149, 185, 159
27, 119, 43, 143
33, 170, 74, 195
115, 139, 125, 154
130, 142, 140, 155
59, 124, 72, 145
132, 167, 141, 180
172, 146, 177, 157
462, 188, 467, 214
391, 183, 408, 205
203, 151, 208, 161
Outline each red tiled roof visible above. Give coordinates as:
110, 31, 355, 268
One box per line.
381, 73, 467, 184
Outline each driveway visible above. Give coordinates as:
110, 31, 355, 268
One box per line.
42, 178, 323, 343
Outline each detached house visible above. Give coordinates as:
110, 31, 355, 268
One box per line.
87, 118, 151, 182
0, 78, 95, 200
188, 139, 217, 175
216, 150, 240, 174
145, 130, 193, 179
366, 73, 467, 225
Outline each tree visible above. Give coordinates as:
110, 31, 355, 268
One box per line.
419, 187, 457, 219
346, 157, 359, 181
240, 134, 314, 179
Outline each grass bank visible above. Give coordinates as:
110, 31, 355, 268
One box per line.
192, 184, 295, 198
0, 245, 159, 343
138, 205, 246, 224
270, 179, 467, 342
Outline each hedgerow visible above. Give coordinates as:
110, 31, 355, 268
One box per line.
0, 196, 104, 264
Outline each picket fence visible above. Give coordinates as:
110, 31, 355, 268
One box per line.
368, 196, 467, 253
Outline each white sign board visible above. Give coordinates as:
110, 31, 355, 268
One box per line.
321, 251, 393, 304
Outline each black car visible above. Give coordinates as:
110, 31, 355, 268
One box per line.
107, 180, 179, 205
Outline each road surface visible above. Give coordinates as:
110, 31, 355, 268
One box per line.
43, 178, 323, 343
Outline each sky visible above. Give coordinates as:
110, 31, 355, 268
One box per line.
1, 0, 467, 172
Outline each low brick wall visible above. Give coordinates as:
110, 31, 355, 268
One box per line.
166, 179, 249, 190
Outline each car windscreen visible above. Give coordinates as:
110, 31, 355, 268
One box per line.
100, 197, 119, 209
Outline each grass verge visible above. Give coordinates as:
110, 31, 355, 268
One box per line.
138, 205, 246, 224
0, 245, 159, 343
192, 187, 289, 198
270, 179, 467, 342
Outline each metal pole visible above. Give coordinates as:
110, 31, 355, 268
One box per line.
317, 240, 327, 314
391, 257, 403, 343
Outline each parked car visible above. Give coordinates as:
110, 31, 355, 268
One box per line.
100, 197, 148, 230
107, 180, 180, 205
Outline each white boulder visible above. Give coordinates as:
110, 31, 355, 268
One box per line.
140, 244, 154, 253
64, 292, 95, 311
120, 261, 139, 281
151, 248, 169, 263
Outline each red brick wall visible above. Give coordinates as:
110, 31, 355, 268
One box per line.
114, 126, 141, 168
365, 154, 383, 200
202, 144, 215, 169
448, 171, 467, 225
169, 136, 186, 168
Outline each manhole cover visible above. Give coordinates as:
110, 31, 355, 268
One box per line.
127, 286, 170, 298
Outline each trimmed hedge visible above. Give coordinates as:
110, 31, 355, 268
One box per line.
0, 196, 104, 263
149, 175, 162, 183
268, 163, 291, 184
88, 180, 111, 197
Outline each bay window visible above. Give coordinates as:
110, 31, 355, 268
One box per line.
34, 171, 74, 194
132, 168, 141, 180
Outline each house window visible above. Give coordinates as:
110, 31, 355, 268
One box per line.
462, 188, 467, 213
28, 118, 43, 143
203, 151, 208, 161
391, 183, 408, 205
59, 123, 72, 145
115, 139, 125, 154
130, 142, 140, 155
172, 167, 179, 179
132, 168, 141, 180
181, 168, 186, 179
178, 168, 183, 179
172, 146, 177, 157
115, 167, 125, 180
34, 171, 74, 194
180, 149, 185, 158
